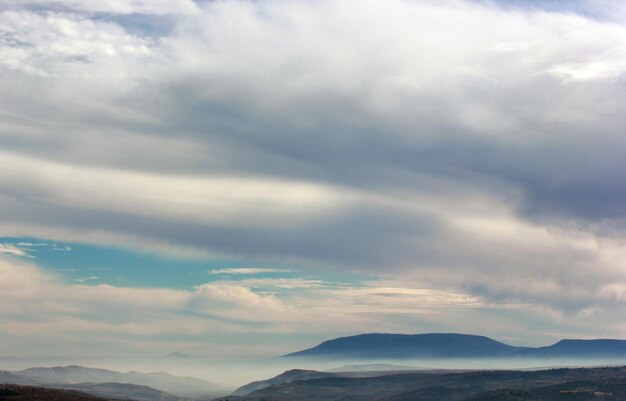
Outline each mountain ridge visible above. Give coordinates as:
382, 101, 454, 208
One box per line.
0, 365, 227, 399
219, 366, 626, 401
284, 332, 626, 359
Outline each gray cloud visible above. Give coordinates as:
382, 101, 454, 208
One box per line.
0, 0, 625, 326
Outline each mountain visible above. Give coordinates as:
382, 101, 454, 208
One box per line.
0, 372, 36, 386
515, 339, 626, 358
230, 367, 425, 396
0, 366, 226, 399
60, 382, 179, 401
162, 351, 194, 359
231, 369, 333, 396
284, 333, 523, 359
328, 363, 423, 372
218, 366, 626, 401
284, 333, 626, 359
17, 366, 122, 384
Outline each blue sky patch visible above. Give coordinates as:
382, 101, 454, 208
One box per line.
0, 237, 366, 290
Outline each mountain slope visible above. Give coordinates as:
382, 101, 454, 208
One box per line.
217, 366, 626, 401
328, 363, 422, 372
0, 384, 116, 401
284, 333, 523, 359
514, 339, 626, 358
230, 368, 427, 396
231, 369, 333, 396
285, 333, 626, 359
17, 367, 121, 384
11, 365, 226, 398
60, 382, 179, 401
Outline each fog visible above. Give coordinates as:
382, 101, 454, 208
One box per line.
2, 356, 625, 391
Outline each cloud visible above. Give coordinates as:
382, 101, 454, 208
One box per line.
0, 0, 200, 15
0, 243, 31, 257
2, 257, 622, 358
0, 240, 71, 258
544, 46, 626, 82
0, 0, 625, 350
208, 268, 292, 275
74, 275, 99, 283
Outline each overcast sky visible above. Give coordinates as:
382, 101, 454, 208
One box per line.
0, 0, 625, 359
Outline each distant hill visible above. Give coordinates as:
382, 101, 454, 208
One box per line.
60, 382, 179, 401
17, 366, 121, 384
284, 333, 626, 360
231, 369, 333, 396
230, 368, 432, 397
0, 365, 226, 399
328, 363, 423, 372
162, 352, 194, 359
284, 333, 523, 359
219, 366, 626, 401
515, 339, 626, 358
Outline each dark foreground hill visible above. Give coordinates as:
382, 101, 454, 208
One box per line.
284, 333, 626, 359
0, 384, 117, 401
220, 365, 626, 401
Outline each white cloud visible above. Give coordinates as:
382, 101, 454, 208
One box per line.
0, 11, 155, 76
208, 268, 292, 275
0, 151, 350, 227
5, 257, 616, 358
0, 243, 31, 257
545, 46, 626, 82
0, 0, 625, 356
74, 275, 99, 283
1, 0, 200, 15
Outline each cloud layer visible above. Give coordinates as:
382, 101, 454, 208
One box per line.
2, 257, 623, 359
0, 0, 625, 353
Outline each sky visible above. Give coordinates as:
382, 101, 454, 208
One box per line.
0, 0, 625, 361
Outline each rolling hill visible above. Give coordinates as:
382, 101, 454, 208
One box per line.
0, 366, 226, 400
220, 366, 626, 401
284, 333, 626, 359
514, 339, 626, 358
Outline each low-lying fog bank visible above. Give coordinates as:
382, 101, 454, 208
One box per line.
1, 356, 625, 389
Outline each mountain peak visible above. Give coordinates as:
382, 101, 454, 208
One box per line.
163, 351, 193, 359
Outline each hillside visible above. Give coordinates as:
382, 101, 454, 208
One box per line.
284, 333, 523, 358
284, 333, 626, 359
219, 366, 626, 401
0, 366, 226, 400
0, 384, 116, 401
515, 339, 626, 358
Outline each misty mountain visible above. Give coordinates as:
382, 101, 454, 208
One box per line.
284, 333, 626, 359
162, 352, 194, 360
231, 369, 334, 396
284, 333, 524, 358
221, 366, 626, 401
328, 363, 423, 372
514, 339, 626, 358
230, 367, 430, 396
60, 382, 179, 401
0, 372, 37, 386
17, 366, 122, 384
0, 366, 225, 399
